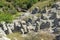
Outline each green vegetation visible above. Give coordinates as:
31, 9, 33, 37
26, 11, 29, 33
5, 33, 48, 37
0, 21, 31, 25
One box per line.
0, 12, 14, 22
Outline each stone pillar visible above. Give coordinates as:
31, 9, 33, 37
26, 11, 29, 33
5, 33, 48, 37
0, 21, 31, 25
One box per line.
23, 25, 27, 32
36, 21, 40, 31
27, 26, 32, 33
7, 24, 13, 34
7, 27, 13, 34
56, 10, 60, 18
21, 20, 27, 33
47, 19, 54, 33
10, 23, 14, 31
21, 28, 24, 34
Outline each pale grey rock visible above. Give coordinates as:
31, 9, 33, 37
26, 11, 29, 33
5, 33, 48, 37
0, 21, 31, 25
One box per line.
13, 20, 21, 27
0, 28, 10, 40
47, 20, 54, 27
50, 8, 57, 13
7, 24, 13, 34
48, 27, 54, 33
36, 21, 40, 31
56, 2, 60, 6
27, 22, 35, 32
7, 23, 14, 31
21, 28, 24, 34
0, 27, 6, 37
21, 20, 27, 32
23, 12, 31, 17
56, 10, 60, 18
1, 21, 7, 31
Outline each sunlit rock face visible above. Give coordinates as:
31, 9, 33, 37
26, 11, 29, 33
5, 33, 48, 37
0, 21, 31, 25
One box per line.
0, 27, 10, 40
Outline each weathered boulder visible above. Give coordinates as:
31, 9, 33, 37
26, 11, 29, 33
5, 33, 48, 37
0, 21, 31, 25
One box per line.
31, 7, 39, 14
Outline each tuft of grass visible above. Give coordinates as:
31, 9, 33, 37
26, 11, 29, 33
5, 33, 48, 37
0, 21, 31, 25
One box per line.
7, 32, 24, 40
25, 31, 55, 40
7, 31, 55, 40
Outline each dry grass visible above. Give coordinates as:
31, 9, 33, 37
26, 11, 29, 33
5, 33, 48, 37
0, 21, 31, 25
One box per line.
7, 31, 55, 40
24, 31, 55, 40
7, 32, 24, 40
29, 0, 54, 11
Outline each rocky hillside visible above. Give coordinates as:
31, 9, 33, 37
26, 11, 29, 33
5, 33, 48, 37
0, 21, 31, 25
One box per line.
0, 0, 59, 22
0, 0, 60, 40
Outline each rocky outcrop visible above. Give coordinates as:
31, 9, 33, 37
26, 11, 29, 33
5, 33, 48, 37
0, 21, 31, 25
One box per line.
0, 2, 60, 39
